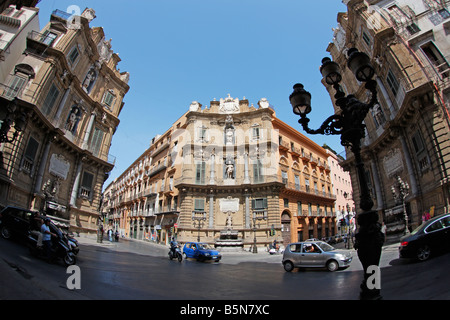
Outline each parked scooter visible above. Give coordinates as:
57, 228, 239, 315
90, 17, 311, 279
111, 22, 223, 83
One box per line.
168, 240, 183, 262
27, 221, 77, 266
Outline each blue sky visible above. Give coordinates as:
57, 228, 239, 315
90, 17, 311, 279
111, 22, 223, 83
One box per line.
36, 0, 348, 185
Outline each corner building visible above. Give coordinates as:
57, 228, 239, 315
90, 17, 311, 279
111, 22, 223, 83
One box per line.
105, 96, 337, 248
175, 96, 337, 249
0, 7, 130, 232
327, 0, 450, 238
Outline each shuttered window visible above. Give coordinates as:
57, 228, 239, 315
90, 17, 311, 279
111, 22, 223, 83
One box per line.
42, 84, 60, 115
194, 199, 205, 211
21, 136, 39, 174
90, 128, 104, 157
195, 161, 206, 184
253, 159, 263, 183
252, 198, 267, 210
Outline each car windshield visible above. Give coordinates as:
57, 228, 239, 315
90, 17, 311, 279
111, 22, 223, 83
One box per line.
198, 243, 211, 250
316, 241, 335, 252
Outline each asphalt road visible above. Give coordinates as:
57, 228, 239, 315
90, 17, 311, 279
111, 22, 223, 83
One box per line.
0, 234, 449, 303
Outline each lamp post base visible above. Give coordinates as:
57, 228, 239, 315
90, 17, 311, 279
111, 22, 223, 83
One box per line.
354, 210, 384, 300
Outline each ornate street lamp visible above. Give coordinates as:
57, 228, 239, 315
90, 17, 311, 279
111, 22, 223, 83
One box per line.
192, 211, 206, 242
289, 48, 384, 300
251, 212, 267, 254
391, 175, 410, 235
0, 103, 27, 144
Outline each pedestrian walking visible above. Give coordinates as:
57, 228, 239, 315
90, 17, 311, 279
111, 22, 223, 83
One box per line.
381, 222, 387, 241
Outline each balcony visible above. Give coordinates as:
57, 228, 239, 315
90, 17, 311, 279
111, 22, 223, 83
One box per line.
282, 181, 336, 200
279, 138, 289, 151
290, 146, 301, 157
26, 31, 56, 55
148, 161, 168, 178
51, 9, 72, 21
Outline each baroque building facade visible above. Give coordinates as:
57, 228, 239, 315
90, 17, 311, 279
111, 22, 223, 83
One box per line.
0, 6, 130, 233
326, 0, 450, 238
102, 96, 337, 248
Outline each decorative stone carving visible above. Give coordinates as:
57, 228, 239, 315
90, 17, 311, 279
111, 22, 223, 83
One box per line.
49, 154, 70, 180
42, 177, 61, 201
258, 98, 269, 108
332, 23, 346, 51
189, 101, 201, 112
219, 94, 239, 114
383, 148, 404, 177
81, 8, 96, 22
97, 37, 113, 64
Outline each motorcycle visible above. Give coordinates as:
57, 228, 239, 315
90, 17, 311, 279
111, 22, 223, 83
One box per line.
64, 231, 79, 255
268, 243, 284, 255
27, 222, 77, 266
168, 241, 183, 262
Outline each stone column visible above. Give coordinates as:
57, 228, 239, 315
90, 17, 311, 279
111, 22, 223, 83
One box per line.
82, 111, 96, 149
243, 152, 250, 184
370, 159, 384, 211
245, 192, 250, 228
33, 136, 52, 194
70, 159, 82, 207
209, 193, 214, 228
209, 153, 215, 184
54, 87, 71, 123
399, 134, 418, 196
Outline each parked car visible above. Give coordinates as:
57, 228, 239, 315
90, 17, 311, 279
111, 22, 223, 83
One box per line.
282, 240, 352, 272
0, 206, 37, 240
183, 242, 222, 262
399, 213, 450, 261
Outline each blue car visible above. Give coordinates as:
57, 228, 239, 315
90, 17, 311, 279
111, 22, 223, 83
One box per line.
183, 242, 222, 262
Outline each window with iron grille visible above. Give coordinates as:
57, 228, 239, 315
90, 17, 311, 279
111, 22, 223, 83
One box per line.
21, 136, 39, 175
80, 171, 94, 199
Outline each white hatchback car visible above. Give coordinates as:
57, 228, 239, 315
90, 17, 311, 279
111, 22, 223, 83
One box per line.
282, 241, 352, 272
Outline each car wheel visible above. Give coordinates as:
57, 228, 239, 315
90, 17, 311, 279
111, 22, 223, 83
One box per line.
1, 226, 11, 239
183, 252, 187, 259
326, 259, 339, 272
283, 261, 294, 272
417, 245, 431, 261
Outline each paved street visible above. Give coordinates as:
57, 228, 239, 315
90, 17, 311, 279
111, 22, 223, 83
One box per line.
1, 234, 449, 304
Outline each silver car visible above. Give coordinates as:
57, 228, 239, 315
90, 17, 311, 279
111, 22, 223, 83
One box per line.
282, 241, 352, 272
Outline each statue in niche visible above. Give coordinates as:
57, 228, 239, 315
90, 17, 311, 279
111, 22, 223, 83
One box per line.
224, 155, 235, 180
225, 128, 234, 144
82, 66, 97, 93
65, 105, 81, 133
226, 163, 234, 179
42, 178, 61, 201
224, 115, 235, 145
